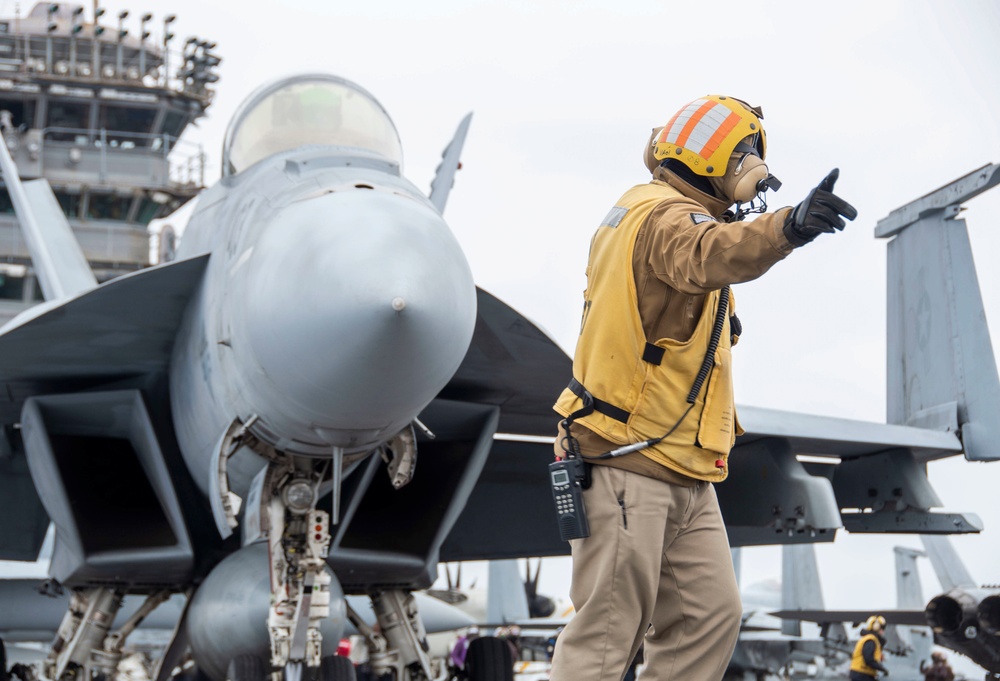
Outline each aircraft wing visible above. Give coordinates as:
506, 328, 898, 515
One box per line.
736, 406, 961, 462
0, 254, 208, 418
440, 287, 978, 560
0, 254, 209, 561
437, 287, 572, 437
771, 609, 929, 627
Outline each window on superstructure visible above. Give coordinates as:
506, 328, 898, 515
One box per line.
56, 192, 81, 219
100, 106, 157, 146
161, 110, 186, 144
0, 270, 25, 301
0, 187, 13, 214
86, 192, 132, 221
135, 197, 161, 225
47, 101, 91, 141
0, 98, 37, 129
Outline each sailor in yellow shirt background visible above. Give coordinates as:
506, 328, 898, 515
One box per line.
851, 615, 890, 680
548, 96, 858, 681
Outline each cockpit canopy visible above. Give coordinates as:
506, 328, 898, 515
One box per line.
221, 74, 403, 176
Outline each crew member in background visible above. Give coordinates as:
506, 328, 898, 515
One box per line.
549, 95, 858, 681
851, 615, 890, 680
449, 626, 480, 671
920, 651, 955, 681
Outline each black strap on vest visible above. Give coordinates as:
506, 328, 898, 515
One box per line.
567, 378, 629, 424
560, 286, 732, 461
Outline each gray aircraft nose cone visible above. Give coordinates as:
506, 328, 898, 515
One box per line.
240, 189, 476, 439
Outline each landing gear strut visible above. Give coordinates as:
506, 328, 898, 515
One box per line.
44, 588, 169, 681
259, 458, 336, 681
346, 591, 445, 681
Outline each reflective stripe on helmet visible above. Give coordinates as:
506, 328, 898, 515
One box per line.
660, 100, 742, 160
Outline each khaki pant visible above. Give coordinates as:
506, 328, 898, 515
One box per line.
548, 465, 742, 681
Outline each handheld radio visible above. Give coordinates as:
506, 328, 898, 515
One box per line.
549, 457, 591, 541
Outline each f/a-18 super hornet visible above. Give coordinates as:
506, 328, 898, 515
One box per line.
2, 70, 1000, 681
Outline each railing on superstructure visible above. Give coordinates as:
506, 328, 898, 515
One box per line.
33, 126, 206, 189
0, 16, 219, 101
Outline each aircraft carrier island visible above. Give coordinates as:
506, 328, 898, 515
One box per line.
0, 1, 217, 325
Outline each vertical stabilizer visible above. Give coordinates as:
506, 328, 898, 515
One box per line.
894, 546, 927, 609
876, 163, 1000, 461
920, 535, 976, 590
891, 546, 933, 664
486, 560, 529, 624
429, 113, 472, 214
781, 544, 825, 636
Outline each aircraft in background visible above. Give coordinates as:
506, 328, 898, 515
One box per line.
2, 65, 1000, 681
776, 535, 998, 677
776, 544, 933, 680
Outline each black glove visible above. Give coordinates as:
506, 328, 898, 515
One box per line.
783, 168, 858, 247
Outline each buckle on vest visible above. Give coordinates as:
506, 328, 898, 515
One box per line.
567, 378, 630, 424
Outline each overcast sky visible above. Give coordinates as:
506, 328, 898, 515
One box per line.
4, 0, 1000, 665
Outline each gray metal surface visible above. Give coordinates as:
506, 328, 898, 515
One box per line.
874, 163, 1000, 238
781, 545, 824, 636
734, 406, 962, 461
879, 167, 1000, 462
20, 390, 194, 586
718, 438, 842, 546
921, 535, 977, 590
485, 560, 530, 625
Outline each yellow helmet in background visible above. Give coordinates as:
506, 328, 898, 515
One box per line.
652, 95, 766, 177
864, 615, 887, 632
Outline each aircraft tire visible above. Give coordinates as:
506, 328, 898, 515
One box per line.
465, 637, 513, 681
318, 656, 356, 681
226, 655, 267, 681
0, 636, 7, 681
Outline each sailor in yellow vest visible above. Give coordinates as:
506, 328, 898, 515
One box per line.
851, 615, 890, 680
548, 95, 857, 681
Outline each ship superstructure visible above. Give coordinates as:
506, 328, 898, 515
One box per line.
0, 1, 218, 323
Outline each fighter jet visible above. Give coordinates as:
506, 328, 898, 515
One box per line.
1, 71, 1000, 681
0, 72, 488, 681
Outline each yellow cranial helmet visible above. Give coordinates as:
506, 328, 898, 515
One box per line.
864, 615, 887, 632
652, 95, 766, 177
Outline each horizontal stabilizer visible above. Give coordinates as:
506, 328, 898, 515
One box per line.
0, 132, 95, 300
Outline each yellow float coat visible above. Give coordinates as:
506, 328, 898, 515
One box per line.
850, 633, 883, 677
554, 182, 742, 481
